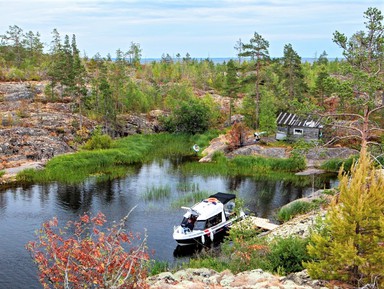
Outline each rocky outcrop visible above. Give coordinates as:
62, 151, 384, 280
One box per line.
304, 147, 359, 167
116, 110, 165, 136
229, 144, 288, 159
147, 267, 327, 289
199, 134, 229, 162
0, 82, 164, 175
199, 133, 359, 167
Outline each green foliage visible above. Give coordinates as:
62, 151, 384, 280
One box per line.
149, 260, 169, 276
321, 156, 357, 172
181, 154, 306, 177
0, 170, 5, 178
266, 236, 311, 275
276, 201, 317, 222
189, 218, 311, 275
259, 89, 277, 134
305, 151, 384, 287
161, 98, 212, 134
16, 133, 197, 184
82, 127, 112, 150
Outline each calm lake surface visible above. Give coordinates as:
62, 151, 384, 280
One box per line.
0, 159, 337, 289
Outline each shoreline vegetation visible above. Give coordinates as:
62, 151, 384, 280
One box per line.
12, 132, 312, 185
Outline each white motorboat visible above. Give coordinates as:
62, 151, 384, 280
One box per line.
173, 192, 246, 246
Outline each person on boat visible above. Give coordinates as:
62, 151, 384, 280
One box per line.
185, 218, 194, 231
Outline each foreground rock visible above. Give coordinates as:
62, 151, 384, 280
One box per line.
147, 268, 327, 289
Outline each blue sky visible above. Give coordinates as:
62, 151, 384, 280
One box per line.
1, 1, 383, 59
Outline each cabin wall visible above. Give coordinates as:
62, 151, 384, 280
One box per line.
277, 126, 320, 141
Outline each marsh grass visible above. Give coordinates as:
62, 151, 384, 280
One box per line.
181, 154, 306, 177
16, 133, 205, 184
321, 156, 357, 172
143, 185, 171, 201
171, 191, 211, 208
276, 200, 318, 222
176, 182, 200, 192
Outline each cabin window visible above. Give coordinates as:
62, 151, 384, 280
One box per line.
293, 129, 303, 135
194, 220, 206, 230
206, 213, 222, 228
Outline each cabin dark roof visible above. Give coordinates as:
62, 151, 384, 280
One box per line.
277, 112, 322, 128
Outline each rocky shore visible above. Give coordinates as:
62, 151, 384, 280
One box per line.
147, 267, 328, 289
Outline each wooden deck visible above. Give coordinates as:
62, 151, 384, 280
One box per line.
237, 216, 279, 231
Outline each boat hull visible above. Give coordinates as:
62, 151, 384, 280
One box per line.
174, 227, 228, 246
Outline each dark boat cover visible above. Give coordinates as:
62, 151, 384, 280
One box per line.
208, 192, 236, 204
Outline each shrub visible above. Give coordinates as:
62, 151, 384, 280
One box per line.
160, 98, 212, 134
266, 236, 311, 275
83, 127, 112, 150
26, 211, 149, 289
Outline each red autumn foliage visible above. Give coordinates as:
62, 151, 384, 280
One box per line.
26, 211, 149, 289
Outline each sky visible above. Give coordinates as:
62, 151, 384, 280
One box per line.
1, 0, 383, 59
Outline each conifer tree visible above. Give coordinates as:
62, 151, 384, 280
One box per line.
305, 149, 384, 287
225, 59, 239, 125
281, 43, 307, 102
239, 32, 270, 129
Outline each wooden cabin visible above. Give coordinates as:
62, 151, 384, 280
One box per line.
276, 112, 323, 142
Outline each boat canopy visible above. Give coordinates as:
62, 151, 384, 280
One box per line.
208, 192, 236, 205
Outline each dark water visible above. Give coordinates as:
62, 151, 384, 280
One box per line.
0, 159, 337, 289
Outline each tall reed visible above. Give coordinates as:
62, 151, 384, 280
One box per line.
143, 185, 171, 201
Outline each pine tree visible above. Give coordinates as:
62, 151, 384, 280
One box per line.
239, 32, 270, 129
305, 149, 384, 287
225, 59, 239, 125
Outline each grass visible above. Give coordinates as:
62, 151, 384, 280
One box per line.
16, 133, 208, 184
14, 130, 310, 185
143, 185, 171, 201
0, 170, 5, 178
321, 156, 358, 172
176, 182, 200, 192
149, 260, 170, 276
171, 191, 211, 208
276, 200, 318, 223
180, 153, 306, 177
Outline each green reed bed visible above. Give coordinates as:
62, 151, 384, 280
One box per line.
321, 156, 357, 172
143, 185, 171, 201
276, 200, 318, 222
176, 182, 200, 192
171, 191, 211, 208
180, 153, 306, 177
16, 133, 200, 184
